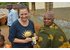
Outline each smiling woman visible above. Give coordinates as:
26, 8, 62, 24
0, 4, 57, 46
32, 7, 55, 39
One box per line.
37, 11, 67, 48
8, 4, 38, 48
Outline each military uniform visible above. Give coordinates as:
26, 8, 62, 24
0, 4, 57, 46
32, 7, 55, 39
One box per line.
37, 23, 67, 48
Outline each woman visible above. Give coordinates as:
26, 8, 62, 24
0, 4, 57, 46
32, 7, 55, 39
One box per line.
38, 11, 67, 48
8, 5, 37, 48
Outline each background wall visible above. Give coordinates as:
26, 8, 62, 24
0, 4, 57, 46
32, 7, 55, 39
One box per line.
53, 2, 70, 8
29, 2, 70, 10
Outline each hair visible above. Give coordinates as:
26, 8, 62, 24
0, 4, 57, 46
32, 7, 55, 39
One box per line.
44, 11, 54, 21
19, 4, 29, 12
7, 4, 13, 10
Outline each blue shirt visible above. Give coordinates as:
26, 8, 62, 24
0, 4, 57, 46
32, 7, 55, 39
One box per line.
8, 19, 35, 48
7, 9, 18, 26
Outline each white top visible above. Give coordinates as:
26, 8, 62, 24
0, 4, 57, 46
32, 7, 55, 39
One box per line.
7, 9, 18, 26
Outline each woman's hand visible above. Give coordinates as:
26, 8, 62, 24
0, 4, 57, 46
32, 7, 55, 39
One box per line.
25, 38, 32, 43
34, 36, 38, 40
34, 33, 38, 40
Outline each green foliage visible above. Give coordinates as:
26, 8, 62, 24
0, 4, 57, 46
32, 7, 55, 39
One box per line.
0, 2, 17, 5
0, 2, 29, 6
20, 2, 29, 6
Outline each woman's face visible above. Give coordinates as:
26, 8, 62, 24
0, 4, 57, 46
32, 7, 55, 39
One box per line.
44, 17, 53, 26
19, 8, 29, 22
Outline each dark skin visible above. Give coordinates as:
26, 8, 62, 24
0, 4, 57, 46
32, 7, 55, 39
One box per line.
44, 17, 53, 26
0, 40, 4, 48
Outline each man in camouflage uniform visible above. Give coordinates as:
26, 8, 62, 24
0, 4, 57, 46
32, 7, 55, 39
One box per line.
37, 11, 67, 48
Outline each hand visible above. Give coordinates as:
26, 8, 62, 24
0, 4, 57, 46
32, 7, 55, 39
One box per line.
25, 38, 32, 43
34, 33, 38, 40
34, 36, 38, 40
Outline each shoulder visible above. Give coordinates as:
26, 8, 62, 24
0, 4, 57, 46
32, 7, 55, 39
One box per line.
11, 19, 19, 27
10, 9, 16, 13
52, 23, 65, 33
39, 26, 45, 32
53, 23, 61, 29
29, 19, 34, 25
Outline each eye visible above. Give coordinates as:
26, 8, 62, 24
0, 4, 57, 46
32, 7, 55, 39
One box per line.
48, 19, 51, 20
24, 13, 28, 15
20, 13, 28, 15
21, 14, 23, 15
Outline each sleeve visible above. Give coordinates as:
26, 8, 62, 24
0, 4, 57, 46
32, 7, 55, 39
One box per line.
56, 26, 67, 42
8, 24, 17, 43
59, 29, 67, 42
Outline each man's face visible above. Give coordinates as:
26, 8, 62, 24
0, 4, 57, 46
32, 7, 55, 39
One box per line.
44, 17, 53, 26
19, 8, 29, 22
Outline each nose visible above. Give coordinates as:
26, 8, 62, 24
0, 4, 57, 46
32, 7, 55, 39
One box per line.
23, 16, 26, 18
21, 15, 26, 18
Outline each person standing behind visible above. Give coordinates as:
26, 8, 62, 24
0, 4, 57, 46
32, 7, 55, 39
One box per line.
7, 4, 18, 27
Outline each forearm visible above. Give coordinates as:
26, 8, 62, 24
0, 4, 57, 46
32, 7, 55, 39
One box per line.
13, 38, 27, 43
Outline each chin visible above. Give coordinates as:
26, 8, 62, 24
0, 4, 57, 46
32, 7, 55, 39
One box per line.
45, 23, 52, 26
22, 19, 27, 22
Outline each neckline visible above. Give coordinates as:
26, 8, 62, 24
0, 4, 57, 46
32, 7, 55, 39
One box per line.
18, 19, 30, 28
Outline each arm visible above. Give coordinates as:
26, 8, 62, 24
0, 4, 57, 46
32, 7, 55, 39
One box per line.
8, 24, 32, 44
34, 33, 38, 40
13, 38, 32, 43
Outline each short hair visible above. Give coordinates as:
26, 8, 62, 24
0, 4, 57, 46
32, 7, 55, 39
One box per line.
7, 4, 13, 9
44, 11, 54, 20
